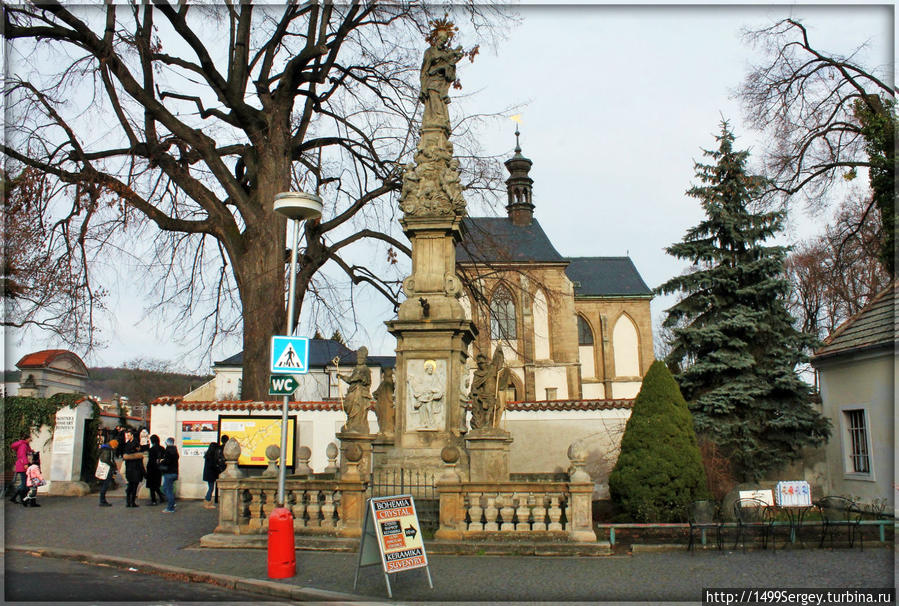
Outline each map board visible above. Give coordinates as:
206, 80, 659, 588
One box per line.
354, 494, 432, 598
219, 415, 296, 467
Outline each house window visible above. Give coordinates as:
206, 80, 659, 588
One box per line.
490, 286, 517, 340
577, 315, 594, 345
844, 409, 871, 474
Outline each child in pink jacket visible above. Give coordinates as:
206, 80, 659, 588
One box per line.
23, 453, 45, 507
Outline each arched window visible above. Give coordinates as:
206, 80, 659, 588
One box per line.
577, 315, 594, 345
613, 314, 640, 377
490, 285, 517, 340
533, 289, 550, 359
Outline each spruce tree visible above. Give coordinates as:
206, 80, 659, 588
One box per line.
609, 361, 708, 522
657, 122, 829, 481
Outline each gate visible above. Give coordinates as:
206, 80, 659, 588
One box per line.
368, 468, 439, 535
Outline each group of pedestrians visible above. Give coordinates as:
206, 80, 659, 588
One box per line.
97, 428, 181, 513
9, 436, 44, 507
9, 430, 228, 513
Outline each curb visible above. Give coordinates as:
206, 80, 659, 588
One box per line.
6, 544, 386, 604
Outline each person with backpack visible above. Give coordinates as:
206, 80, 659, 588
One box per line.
160, 437, 180, 513
22, 452, 45, 507
202, 437, 227, 509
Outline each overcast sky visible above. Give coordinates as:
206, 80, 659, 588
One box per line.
5, 3, 894, 374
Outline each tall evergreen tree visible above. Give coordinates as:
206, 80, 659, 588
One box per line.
657, 122, 829, 481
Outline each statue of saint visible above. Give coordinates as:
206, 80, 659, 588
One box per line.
409, 359, 445, 429
419, 28, 464, 131
372, 367, 396, 437
338, 347, 371, 434
468, 348, 505, 430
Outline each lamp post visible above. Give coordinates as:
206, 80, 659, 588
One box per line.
272, 191, 323, 506
267, 191, 321, 580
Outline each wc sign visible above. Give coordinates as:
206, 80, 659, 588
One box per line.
270, 336, 310, 374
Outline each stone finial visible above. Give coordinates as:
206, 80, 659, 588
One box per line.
296, 445, 313, 476
441, 445, 460, 464
221, 437, 245, 479
324, 442, 339, 474
343, 443, 363, 481
567, 441, 590, 483
345, 443, 363, 463
262, 444, 280, 477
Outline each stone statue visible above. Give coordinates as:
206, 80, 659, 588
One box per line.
408, 359, 445, 429
468, 348, 505, 430
372, 367, 396, 437
419, 28, 464, 131
338, 347, 371, 434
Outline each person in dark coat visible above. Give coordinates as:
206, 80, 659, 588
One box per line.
145, 435, 165, 505
98, 438, 117, 506
121, 428, 145, 508
202, 441, 223, 509
160, 438, 180, 513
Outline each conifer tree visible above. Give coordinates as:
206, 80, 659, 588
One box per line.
609, 361, 708, 522
657, 122, 829, 481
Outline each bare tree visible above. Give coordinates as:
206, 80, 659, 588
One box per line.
740, 18, 896, 274
3, 3, 509, 398
785, 193, 890, 342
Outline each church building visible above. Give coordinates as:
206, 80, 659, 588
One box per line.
457, 131, 655, 402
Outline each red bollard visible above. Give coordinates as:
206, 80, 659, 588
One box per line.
267, 506, 296, 578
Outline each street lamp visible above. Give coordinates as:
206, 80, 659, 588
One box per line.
273, 191, 322, 506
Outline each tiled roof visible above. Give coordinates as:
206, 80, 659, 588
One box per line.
457, 217, 566, 264
214, 339, 396, 369
506, 399, 634, 412
564, 257, 652, 298
150, 397, 634, 413
16, 349, 75, 368
812, 281, 897, 363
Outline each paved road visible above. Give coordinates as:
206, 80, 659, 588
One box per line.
4, 495, 896, 603
3, 551, 286, 604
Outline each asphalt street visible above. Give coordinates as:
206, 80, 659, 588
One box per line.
3, 493, 896, 604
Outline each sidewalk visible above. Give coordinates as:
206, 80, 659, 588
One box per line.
4, 494, 895, 604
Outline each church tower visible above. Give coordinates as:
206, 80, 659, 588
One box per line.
504, 127, 534, 226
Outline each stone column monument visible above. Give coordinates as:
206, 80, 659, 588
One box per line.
380, 27, 476, 476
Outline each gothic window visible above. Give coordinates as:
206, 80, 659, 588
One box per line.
490, 286, 517, 340
577, 315, 594, 346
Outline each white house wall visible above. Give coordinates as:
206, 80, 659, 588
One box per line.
816, 351, 895, 514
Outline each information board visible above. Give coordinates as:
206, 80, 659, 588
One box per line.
218, 415, 296, 467
354, 494, 432, 598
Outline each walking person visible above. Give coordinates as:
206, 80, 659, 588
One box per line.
121, 428, 145, 508
9, 436, 33, 504
97, 438, 117, 506
202, 440, 223, 509
145, 435, 165, 505
160, 437, 179, 513
22, 453, 45, 507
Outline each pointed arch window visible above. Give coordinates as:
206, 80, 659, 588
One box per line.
490, 285, 517, 340
577, 315, 594, 346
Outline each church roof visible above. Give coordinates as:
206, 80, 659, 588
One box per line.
214, 339, 395, 369
564, 257, 652, 298
457, 217, 565, 264
812, 281, 897, 364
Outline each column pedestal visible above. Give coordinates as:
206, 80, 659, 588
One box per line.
465, 428, 513, 483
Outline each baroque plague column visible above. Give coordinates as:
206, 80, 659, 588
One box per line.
377, 28, 476, 475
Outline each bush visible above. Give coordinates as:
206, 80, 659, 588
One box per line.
609, 361, 709, 522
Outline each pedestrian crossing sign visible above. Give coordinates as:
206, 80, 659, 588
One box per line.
270, 336, 310, 374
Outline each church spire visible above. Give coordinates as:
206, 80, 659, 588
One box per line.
504, 126, 534, 226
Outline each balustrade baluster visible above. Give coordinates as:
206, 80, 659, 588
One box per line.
499, 494, 515, 531
484, 494, 499, 531
532, 494, 547, 531
548, 495, 563, 531
307, 490, 322, 527
321, 491, 336, 528
515, 492, 531, 531
248, 488, 264, 530
467, 492, 483, 531
292, 489, 308, 530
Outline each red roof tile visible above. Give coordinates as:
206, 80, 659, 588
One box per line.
16, 349, 73, 368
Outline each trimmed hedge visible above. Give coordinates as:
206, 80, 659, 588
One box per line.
609, 361, 709, 522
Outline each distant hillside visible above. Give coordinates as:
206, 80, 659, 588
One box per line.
4, 367, 212, 403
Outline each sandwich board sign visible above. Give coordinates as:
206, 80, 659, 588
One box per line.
353, 494, 433, 598
270, 336, 309, 374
